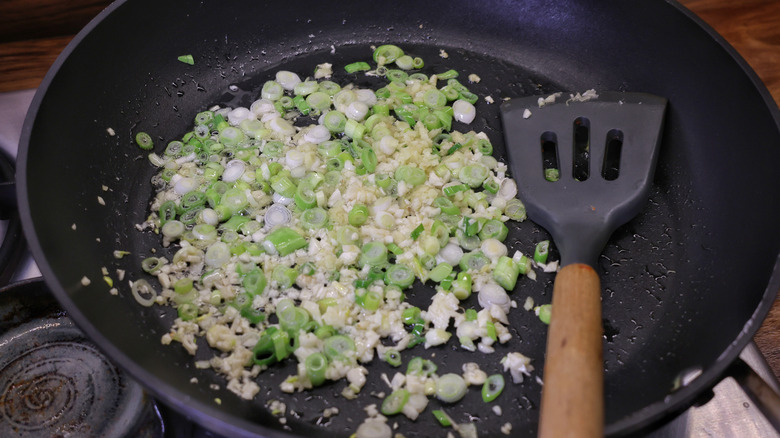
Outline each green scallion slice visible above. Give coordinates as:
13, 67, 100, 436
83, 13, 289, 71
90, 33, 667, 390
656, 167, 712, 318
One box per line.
381, 388, 410, 415
305, 352, 329, 386
135, 132, 154, 150
384, 264, 415, 288
436, 373, 467, 403
481, 374, 505, 403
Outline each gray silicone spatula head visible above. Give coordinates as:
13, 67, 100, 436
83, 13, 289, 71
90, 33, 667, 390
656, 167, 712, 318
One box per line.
500, 91, 667, 268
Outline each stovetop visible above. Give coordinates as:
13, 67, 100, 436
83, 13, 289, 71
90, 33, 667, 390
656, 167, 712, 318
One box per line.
2, 89, 778, 437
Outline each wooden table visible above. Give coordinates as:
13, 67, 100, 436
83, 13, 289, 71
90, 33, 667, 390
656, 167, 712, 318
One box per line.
3, 0, 780, 379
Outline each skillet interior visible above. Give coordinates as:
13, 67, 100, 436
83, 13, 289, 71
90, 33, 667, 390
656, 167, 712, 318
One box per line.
18, 0, 780, 436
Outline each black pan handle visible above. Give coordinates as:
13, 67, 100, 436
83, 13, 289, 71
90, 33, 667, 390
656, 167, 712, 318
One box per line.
728, 357, 780, 431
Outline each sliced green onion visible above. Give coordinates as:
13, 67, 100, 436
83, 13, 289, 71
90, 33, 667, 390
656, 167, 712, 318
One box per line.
271, 175, 297, 198
323, 111, 347, 133
476, 139, 493, 155
482, 374, 505, 402
375, 174, 392, 189
264, 226, 307, 256
361, 147, 377, 173
335, 225, 360, 246
412, 57, 424, 69
423, 89, 447, 108
261, 80, 284, 101
178, 302, 198, 320
459, 164, 489, 188
344, 119, 366, 139
278, 303, 310, 335
504, 198, 527, 221
458, 90, 479, 105
263, 140, 284, 157
534, 240, 550, 264
410, 224, 424, 240
272, 265, 299, 289
305, 91, 331, 112
141, 257, 164, 274
545, 168, 561, 182
345, 61, 371, 73
402, 307, 423, 325
456, 229, 481, 251
293, 95, 311, 115
385, 264, 415, 288
173, 277, 194, 295
300, 207, 328, 229
479, 219, 509, 242
459, 251, 489, 272
407, 357, 437, 376
443, 183, 469, 197
395, 165, 426, 186
318, 80, 341, 95
441, 85, 459, 101
373, 44, 404, 64
437, 69, 459, 80
360, 242, 388, 267
135, 132, 154, 150
538, 303, 552, 325
294, 183, 317, 210
433, 197, 460, 216
451, 271, 472, 300
381, 388, 410, 416
393, 104, 418, 126
482, 178, 499, 194
436, 373, 467, 403
444, 142, 463, 156
384, 349, 402, 367
387, 243, 404, 256
493, 256, 521, 291
315, 324, 336, 339
432, 410, 452, 427
243, 268, 267, 295
386, 69, 408, 82
158, 200, 177, 225
429, 263, 453, 283
323, 335, 356, 361
305, 352, 329, 386
358, 288, 384, 311
177, 54, 195, 65
395, 55, 414, 70
349, 204, 370, 226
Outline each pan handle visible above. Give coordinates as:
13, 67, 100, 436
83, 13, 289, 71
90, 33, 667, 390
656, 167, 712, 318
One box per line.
538, 264, 604, 438
728, 357, 780, 431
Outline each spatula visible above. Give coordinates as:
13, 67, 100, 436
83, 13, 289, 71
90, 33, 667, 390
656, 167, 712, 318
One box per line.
500, 91, 667, 438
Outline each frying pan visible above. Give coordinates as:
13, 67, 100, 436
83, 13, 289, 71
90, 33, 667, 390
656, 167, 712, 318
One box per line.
17, 0, 780, 436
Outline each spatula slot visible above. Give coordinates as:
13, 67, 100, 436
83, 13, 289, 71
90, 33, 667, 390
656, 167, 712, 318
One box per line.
601, 129, 624, 181
573, 117, 591, 181
541, 131, 560, 182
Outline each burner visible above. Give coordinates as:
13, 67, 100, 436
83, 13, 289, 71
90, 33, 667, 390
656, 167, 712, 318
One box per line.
0, 280, 163, 437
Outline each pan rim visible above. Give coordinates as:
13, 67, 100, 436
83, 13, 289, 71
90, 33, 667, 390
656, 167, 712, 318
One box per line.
16, 0, 780, 436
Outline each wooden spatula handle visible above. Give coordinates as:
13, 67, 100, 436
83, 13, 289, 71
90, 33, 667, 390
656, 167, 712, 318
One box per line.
538, 263, 604, 438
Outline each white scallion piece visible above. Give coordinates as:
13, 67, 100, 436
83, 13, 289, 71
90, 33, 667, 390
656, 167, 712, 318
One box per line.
264, 204, 292, 229
346, 101, 369, 121
453, 99, 476, 124
227, 107, 252, 125
275, 70, 301, 90
222, 160, 246, 182
303, 125, 330, 144
250, 98, 275, 116
173, 177, 197, 195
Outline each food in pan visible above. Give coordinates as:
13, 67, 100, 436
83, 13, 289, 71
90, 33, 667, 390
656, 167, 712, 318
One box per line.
132, 44, 550, 436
